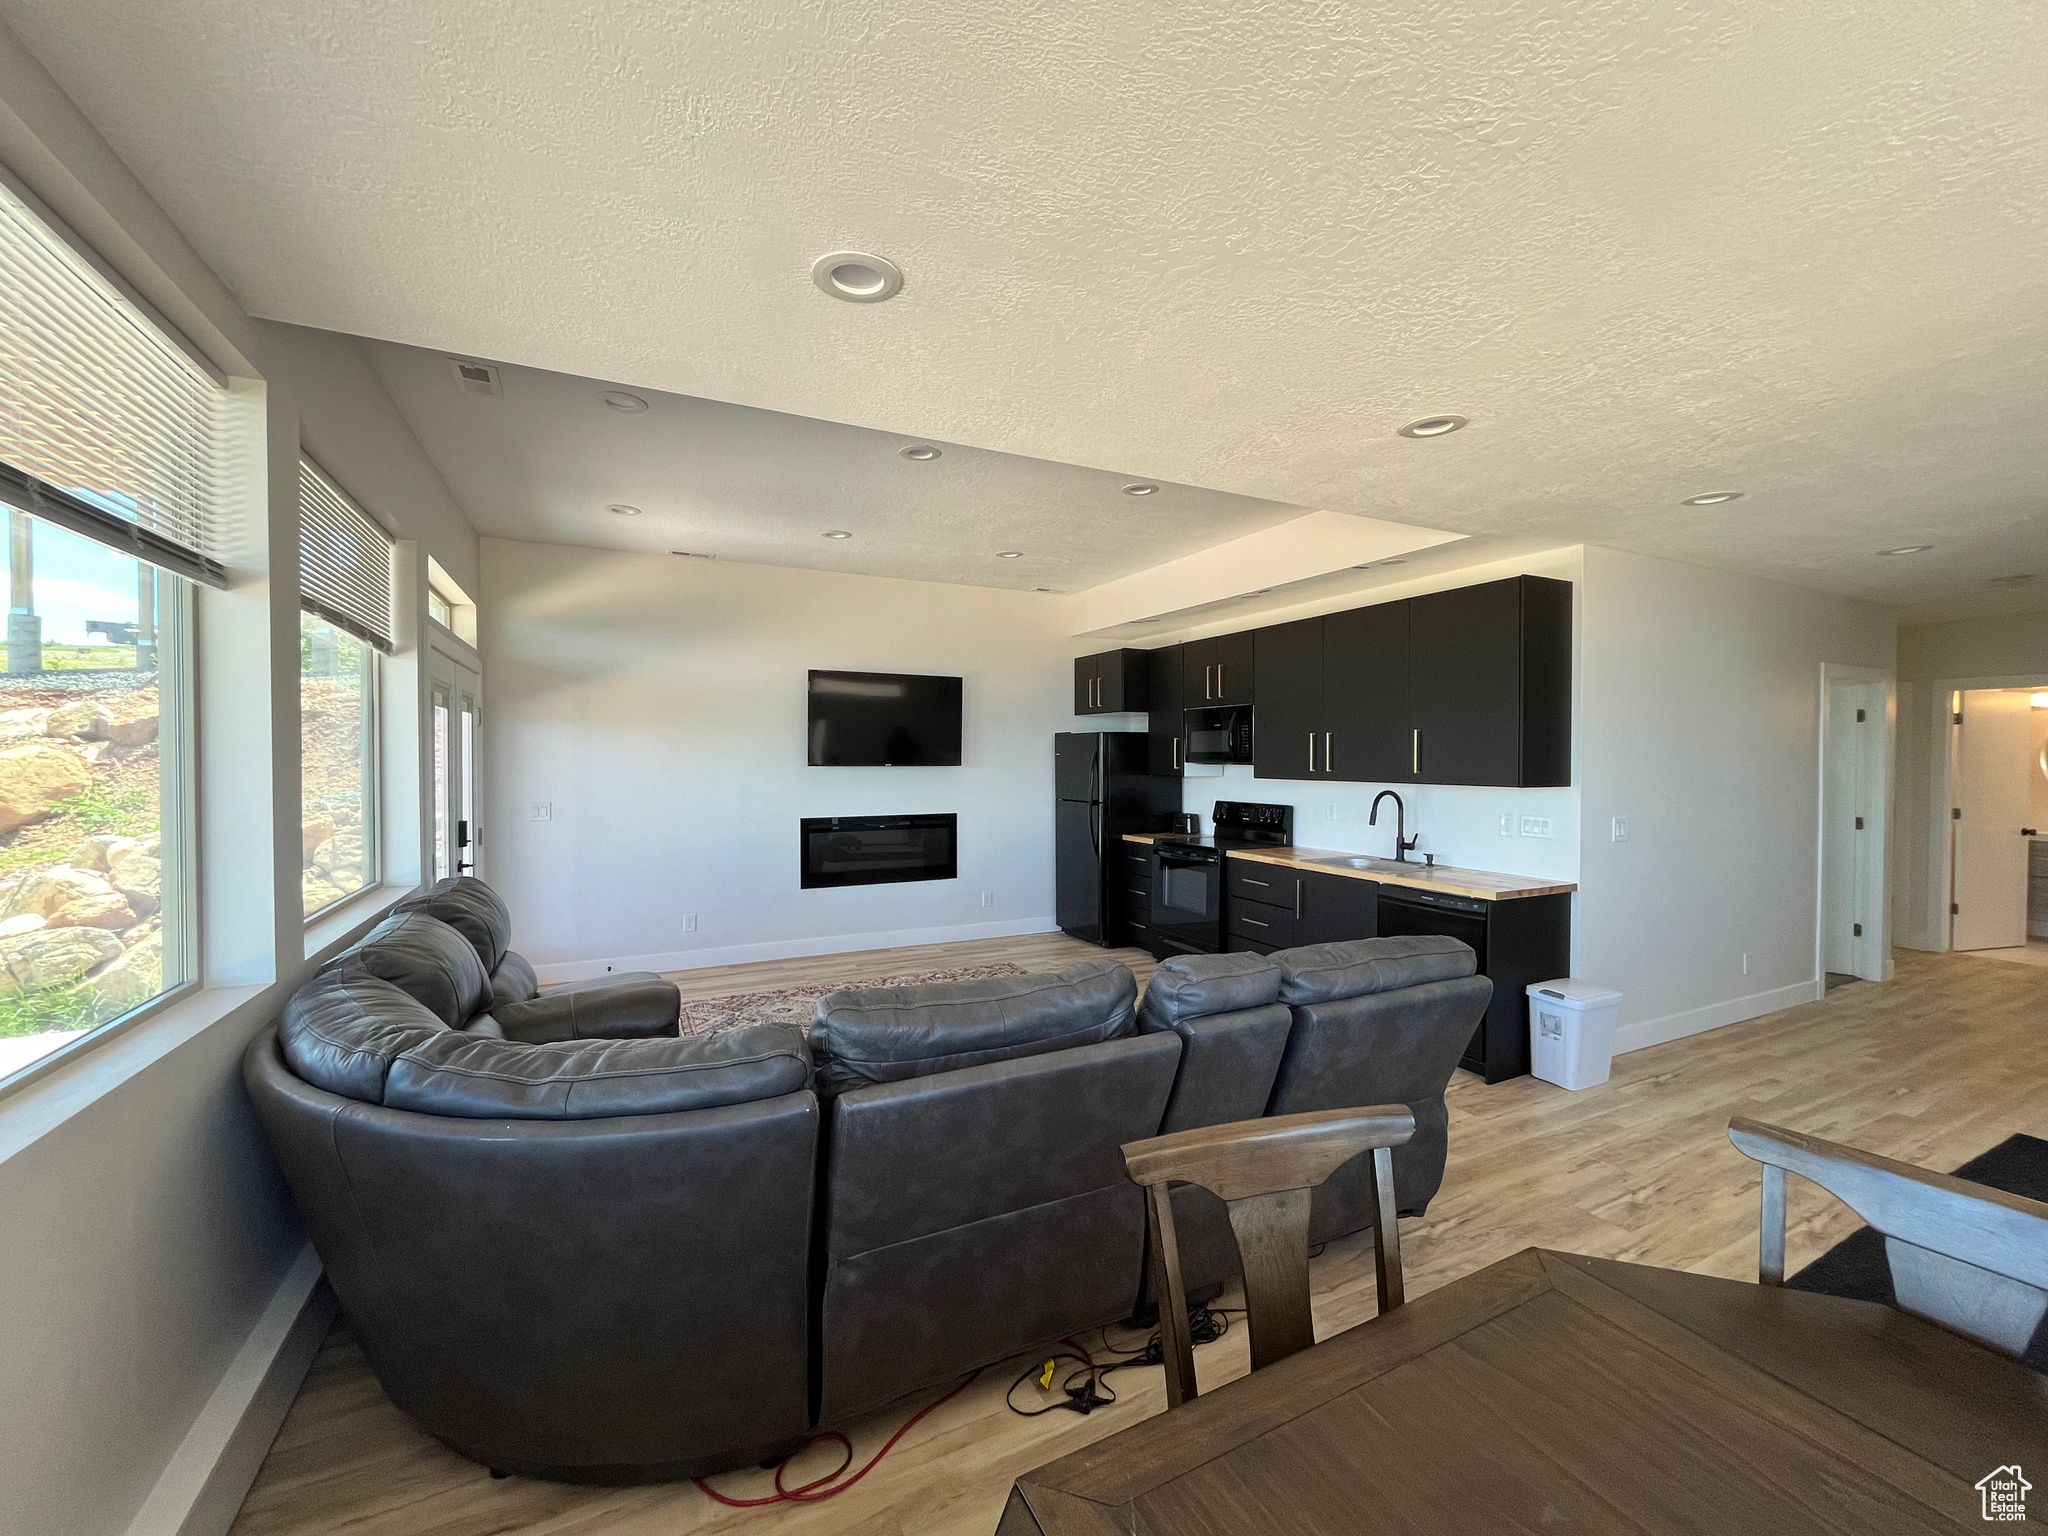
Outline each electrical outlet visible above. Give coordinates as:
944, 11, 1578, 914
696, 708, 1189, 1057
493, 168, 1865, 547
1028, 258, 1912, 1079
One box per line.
1519, 816, 1553, 839
682, 913, 698, 933
529, 801, 553, 821
1324, 803, 1338, 822
1611, 816, 1629, 843
980, 890, 995, 907
1741, 952, 1750, 976
1499, 813, 1516, 836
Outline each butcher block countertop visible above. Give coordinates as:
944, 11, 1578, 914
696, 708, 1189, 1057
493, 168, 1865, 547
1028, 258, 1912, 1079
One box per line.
1121, 833, 1575, 902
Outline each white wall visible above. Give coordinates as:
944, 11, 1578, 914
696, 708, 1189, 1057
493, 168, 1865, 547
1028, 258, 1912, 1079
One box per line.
1577, 546, 1895, 1051
1893, 613, 2048, 949
481, 538, 1075, 974
0, 21, 479, 1536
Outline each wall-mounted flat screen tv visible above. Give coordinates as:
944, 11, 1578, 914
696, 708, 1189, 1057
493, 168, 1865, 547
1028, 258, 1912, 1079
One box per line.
807, 670, 963, 766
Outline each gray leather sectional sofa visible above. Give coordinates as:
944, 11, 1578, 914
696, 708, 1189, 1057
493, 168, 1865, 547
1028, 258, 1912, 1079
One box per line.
244, 876, 1490, 1484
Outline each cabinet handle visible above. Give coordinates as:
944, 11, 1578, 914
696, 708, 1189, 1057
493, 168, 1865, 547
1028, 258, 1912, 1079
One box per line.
1244, 878, 1270, 887
1172, 735, 1180, 770
1307, 732, 1317, 772
1295, 879, 1303, 919
1092, 676, 1099, 708
1241, 917, 1269, 929
1217, 662, 1225, 698
1412, 728, 1421, 775
1206, 663, 1216, 700
1324, 732, 1332, 774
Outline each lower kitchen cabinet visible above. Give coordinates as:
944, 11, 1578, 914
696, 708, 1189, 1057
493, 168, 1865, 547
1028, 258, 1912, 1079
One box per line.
1224, 863, 1378, 955
1118, 845, 1154, 951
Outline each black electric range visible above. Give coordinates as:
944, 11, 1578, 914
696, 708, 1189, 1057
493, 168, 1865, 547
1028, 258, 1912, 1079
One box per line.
1149, 801, 1293, 958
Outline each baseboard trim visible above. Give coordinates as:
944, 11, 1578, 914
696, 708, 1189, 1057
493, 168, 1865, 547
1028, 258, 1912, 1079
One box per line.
1614, 979, 1821, 1057
123, 1243, 335, 1536
531, 915, 1063, 983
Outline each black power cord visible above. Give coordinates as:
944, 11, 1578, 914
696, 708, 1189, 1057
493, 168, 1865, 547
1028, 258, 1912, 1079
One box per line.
1004, 1305, 1242, 1419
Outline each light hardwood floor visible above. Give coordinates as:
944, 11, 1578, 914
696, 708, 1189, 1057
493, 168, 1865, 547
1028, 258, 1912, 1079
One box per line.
228, 940, 2048, 1536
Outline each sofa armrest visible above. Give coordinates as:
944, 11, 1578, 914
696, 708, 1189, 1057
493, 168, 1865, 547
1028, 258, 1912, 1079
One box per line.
488, 977, 682, 1043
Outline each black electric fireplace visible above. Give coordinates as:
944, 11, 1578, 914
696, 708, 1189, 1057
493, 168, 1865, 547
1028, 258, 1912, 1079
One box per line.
800, 814, 958, 889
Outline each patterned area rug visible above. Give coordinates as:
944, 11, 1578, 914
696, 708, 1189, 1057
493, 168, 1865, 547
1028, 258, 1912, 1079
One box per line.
674, 963, 1029, 1038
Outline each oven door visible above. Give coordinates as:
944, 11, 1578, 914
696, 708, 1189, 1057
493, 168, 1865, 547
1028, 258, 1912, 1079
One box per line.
1150, 847, 1222, 956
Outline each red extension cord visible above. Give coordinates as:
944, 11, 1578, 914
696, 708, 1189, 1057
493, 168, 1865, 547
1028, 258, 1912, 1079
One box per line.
693, 1363, 994, 1507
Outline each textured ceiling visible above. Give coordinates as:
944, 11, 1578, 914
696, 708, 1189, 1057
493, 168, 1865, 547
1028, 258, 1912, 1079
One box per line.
5, 0, 2046, 620
359, 338, 1313, 590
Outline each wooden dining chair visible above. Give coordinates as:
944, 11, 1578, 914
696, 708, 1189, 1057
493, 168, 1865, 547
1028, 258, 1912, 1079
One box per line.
1122, 1105, 1416, 1407
1728, 1117, 2048, 1358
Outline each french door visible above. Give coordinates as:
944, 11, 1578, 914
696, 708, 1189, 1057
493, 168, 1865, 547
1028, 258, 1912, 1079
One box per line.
427, 632, 483, 883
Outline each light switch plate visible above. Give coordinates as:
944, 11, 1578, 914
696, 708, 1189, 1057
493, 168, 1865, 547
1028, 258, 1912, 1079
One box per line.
1519, 816, 1553, 839
1500, 814, 1516, 836
980, 890, 995, 907
1611, 816, 1629, 842
1324, 803, 1338, 821
682, 913, 698, 933
529, 801, 553, 821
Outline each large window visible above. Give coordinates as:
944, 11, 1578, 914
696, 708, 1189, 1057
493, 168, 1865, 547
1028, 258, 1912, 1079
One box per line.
0, 178, 218, 1082
297, 458, 391, 916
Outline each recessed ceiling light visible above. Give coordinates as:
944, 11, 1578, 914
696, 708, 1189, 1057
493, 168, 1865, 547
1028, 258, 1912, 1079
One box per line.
1878, 545, 1933, 556
812, 251, 903, 303
1122, 483, 1160, 496
607, 504, 642, 516
602, 391, 648, 413
996, 550, 1024, 559
823, 530, 853, 540
1397, 415, 1469, 439
1681, 491, 1744, 506
900, 444, 942, 461
1990, 573, 2036, 587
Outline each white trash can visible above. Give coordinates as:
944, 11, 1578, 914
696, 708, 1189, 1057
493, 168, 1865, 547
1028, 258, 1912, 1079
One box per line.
1526, 979, 1624, 1090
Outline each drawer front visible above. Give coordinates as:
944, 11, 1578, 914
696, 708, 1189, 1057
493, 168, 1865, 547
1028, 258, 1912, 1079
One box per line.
1226, 898, 1295, 948
1227, 863, 1293, 907
1225, 932, 1277, 956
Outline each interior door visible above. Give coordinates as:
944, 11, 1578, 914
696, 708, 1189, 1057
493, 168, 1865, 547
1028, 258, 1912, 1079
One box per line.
1822, 680, 1884, 978
1953, 689, 2032, 950
1253, 618, 1322, 780
427, 633, 484, 884
1323, 600, 1411, 782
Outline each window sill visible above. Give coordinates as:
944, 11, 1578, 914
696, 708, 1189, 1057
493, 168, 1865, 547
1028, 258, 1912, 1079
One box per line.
304, 881, 417, 965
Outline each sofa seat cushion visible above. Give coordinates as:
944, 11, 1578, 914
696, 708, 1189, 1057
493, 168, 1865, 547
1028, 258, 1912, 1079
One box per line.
1277, 935, 1477, 1005
1140, 951, 1282, 1030
340, 910, 491, 1026
809, 960, 1137, 1097
394, 875, 514, 972
381, 1022, 810, 1119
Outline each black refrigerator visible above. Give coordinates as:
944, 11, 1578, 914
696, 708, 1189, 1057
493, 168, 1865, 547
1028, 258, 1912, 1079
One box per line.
1055, 732, 1181, 946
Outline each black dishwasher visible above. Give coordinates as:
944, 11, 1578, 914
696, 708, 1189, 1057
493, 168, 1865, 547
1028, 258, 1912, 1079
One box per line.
1375, 884, 1571, 1084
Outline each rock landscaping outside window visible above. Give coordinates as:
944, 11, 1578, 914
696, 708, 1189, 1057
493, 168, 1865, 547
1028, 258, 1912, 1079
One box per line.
0, 513, 177, 1080
301, 609, 376, 914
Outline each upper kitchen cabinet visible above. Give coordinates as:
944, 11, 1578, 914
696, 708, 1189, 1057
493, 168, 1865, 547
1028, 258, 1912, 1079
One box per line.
1322, 601, 1412, 783
1184, 631, 1255, 708
1074, 648, 1150, 715
1145, 642, 1186, 775
1407, 575, 1572, 787
1253, 618, 1322, 780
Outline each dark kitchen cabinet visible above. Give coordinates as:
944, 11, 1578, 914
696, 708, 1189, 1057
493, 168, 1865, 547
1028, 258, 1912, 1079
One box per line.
1322, 601, 1413, 783
1074, 648, 1149, 716
1252, 619, 1322, 780
1184, 631, 1255, 708
1145, 642, 1185, 775
1407, 576, 1571, 787
1223, 859, 1377, 954
1293, 868, 1379, 945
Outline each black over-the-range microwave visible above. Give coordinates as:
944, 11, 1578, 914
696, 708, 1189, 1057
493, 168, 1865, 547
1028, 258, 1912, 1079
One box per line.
1183, 704, 1253, 764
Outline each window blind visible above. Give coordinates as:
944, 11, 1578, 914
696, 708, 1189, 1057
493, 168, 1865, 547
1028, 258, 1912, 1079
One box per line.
298, 457, 395, 652
0, 177, 231, 586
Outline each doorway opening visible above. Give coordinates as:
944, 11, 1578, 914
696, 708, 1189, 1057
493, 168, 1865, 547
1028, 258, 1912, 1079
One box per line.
427, 630, 483, 884
1947, 686, 2048, 965
1817, 665, 1892, 986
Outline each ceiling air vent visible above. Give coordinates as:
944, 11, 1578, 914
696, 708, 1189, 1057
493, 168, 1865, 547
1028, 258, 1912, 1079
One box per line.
670, 550, 716, 560
447, 358, 504, 398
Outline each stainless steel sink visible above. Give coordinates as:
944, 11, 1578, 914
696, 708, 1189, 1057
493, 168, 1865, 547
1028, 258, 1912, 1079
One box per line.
1308, 855, 1407, 872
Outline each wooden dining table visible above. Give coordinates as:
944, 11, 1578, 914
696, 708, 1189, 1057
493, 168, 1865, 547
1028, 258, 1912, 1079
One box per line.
1000, 1248, 2048, 1534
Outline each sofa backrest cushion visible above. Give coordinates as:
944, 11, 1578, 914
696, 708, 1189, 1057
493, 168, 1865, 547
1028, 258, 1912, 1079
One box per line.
282, 961, 810, 1117
345, 910, 490, 1026
1277, 935, 1476, 1005
380, 1022, 812, 1119
281, 962, 450, 1102
1140, 951, 1282, 1030
810, 960, 1136, 1097
393, 875, 513, 973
